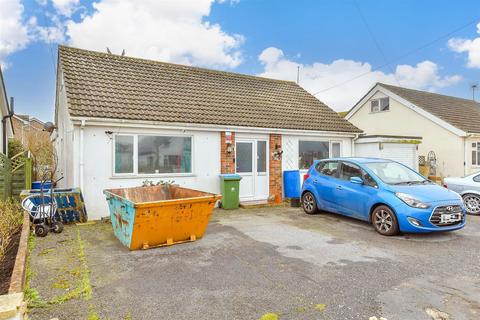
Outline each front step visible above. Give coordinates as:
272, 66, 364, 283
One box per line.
239, 200, 286, 209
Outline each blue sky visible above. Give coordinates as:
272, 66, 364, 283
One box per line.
1, 0, 480, 121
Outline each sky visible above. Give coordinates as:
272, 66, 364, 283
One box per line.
1, 0, 480, 122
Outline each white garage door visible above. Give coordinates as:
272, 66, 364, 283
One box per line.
355, 143, 418, 170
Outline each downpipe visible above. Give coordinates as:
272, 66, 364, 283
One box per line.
2, 97, 14, 155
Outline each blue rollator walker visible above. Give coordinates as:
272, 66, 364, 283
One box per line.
22, 177, 64, 237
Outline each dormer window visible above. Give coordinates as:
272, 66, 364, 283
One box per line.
371, 97, 389, 113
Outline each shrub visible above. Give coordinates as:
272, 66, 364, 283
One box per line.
0, 199, 23, 260
8, 138, 25, 158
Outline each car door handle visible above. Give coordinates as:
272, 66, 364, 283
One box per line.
336, 185, 343, 190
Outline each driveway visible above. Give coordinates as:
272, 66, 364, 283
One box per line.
27, 207, 480, 320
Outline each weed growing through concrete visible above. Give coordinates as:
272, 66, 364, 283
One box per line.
24, 227, 93, 309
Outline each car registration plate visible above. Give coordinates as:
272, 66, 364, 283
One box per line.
440, 213, 462, 224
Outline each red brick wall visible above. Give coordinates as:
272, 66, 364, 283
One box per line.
220, 131, 235, 174
269, 134, 283, 203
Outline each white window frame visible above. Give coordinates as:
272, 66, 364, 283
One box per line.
112, 133, 194, 177
298, 139, 343, 170
472, 142, 480, 167
370, 97, 390, 113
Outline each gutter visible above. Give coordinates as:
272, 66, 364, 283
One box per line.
69, 116, 361, 138
2, 97, 14, 155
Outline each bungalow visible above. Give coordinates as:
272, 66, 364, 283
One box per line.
346, 83, 480, 178
0, 67, 14, 155
53, 46, 361, 219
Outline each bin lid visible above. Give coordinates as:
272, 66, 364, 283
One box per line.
283, 170, 300, 174
219, 174, 242, 181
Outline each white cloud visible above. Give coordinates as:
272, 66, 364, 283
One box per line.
448, 22, 480, 68
258, 47, 461, 111
0, 0, 30, 68
51, 0, 80, 17
65, 0, 243, 68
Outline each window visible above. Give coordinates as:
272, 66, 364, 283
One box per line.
236, 142, 253, 173
364, 161, 425, 185
472, 142, 480, 166
331, 142, 341, 158
114, 134, 192, 175
138, 136, 191, 174
316, 161, 339, 177
371, 97, 389, 113
340, 162, 362, 181
473, 175, 480, 183
115, 135, 134, 174
299, 141, 329, 169
340, 162, 378, 187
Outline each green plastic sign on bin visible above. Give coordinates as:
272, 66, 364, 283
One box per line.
219, 174, 242, 209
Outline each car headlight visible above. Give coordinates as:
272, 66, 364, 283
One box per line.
395, 192, 431, 209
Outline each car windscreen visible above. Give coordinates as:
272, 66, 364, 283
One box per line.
364, 162, 426, 185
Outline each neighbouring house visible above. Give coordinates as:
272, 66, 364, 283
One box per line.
346, 83, 480, 177
0, 67, 14, 155
12, 114, 48, 147
53, 46, 362, 219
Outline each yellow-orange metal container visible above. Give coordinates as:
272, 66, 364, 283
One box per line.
103, 185, 221, 250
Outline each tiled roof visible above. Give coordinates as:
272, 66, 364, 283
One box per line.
380, 83, 480, 134
58, 46, 361, 133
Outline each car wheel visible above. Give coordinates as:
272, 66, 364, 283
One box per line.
463, 194, 480, 215
302, 192, 318, 215
372, 205, 399, 236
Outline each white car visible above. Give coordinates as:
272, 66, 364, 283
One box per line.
444, 172, 480, 215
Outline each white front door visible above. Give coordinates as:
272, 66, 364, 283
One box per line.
236, 139, 269, 200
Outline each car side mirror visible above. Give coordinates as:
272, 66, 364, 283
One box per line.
350, 176, 364, 185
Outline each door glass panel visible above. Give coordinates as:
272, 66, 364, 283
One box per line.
236, 142, 253, 173
257, 141, 267, 173
331, 142, 341, 158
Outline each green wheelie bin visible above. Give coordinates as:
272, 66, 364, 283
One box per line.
219, 174, 242, 209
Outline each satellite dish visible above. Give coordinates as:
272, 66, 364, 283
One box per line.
43, 122, 56, 133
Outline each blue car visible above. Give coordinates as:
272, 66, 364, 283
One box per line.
301, 158, 466, 236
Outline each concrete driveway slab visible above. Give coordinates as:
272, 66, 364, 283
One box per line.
26, 207, 480, 320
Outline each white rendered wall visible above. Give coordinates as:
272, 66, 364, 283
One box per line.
79, 126, 221, 219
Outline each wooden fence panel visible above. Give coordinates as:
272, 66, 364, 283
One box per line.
0, 152, 31, 199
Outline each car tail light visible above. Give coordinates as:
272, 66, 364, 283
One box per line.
303, 173, 310, 181
443, 184, 448, 188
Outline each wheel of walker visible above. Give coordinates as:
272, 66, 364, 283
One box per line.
52, 221, 64, 234
35, 224, 49, 237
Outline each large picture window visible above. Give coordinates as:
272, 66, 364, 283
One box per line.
473, 142, 480, 166
114, 134, 192, 175
299, 141, 329, 169
299, 140, 342, 169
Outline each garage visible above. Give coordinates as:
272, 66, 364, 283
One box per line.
354, 135, 421, 170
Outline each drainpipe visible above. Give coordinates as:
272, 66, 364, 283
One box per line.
80, 119, 85, 191
2, 97, 14, 155
351, 133, 361, 156
464, 134, 473, 176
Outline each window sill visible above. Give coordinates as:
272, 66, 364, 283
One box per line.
111, 173, 196, 179
369, 110, 390, 114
